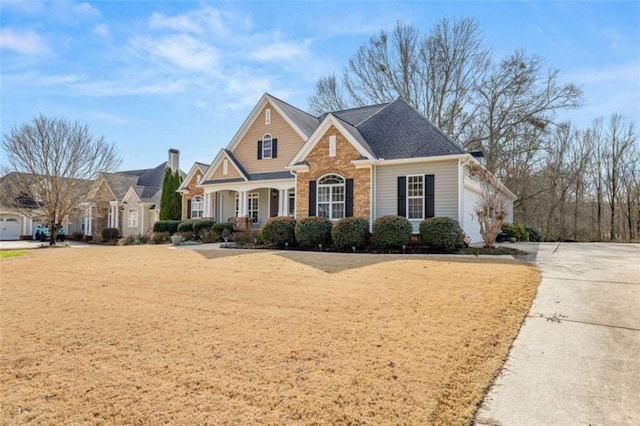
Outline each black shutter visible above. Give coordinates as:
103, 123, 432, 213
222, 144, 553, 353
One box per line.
187, 199, 192, 219
425, 174, 435, 218
345, 179, 354, 217
397, 176, 406, 216
257, 140, 263, 159
309, 181, 317, 216
272, 139, 278, 158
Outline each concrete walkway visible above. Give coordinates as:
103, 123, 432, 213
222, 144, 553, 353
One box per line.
476, 243, 640, 425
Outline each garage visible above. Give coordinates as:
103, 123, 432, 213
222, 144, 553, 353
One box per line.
0, 215, 21, 241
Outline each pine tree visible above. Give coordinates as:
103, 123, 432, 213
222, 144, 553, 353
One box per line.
159, 168, 183, 220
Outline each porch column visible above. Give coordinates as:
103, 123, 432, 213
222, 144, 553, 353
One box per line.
28, 218, 33, 236
203, 193, 209, 218
276, 189, 284, 216
239, 191, 248, 217
209, 192, 216, 221
114, 205, 119, 229
88, 205, 93, 236
283, 189, 290, 216
140, 205, 144, 234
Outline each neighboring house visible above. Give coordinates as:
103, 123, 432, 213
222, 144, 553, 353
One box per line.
84, 149, 185, 240
177, 162, 210, 220
0, 172, 88, 240
185, 93, 515, 243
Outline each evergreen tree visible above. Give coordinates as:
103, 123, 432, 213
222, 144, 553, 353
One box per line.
160, 168, 183, 220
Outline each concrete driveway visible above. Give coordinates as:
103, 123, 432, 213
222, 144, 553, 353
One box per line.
476, 243, 640, 425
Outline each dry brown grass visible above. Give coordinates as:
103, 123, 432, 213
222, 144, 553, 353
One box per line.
0, 245, 539, 425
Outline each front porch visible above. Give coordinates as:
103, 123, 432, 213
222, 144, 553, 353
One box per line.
200, 184, 295, 230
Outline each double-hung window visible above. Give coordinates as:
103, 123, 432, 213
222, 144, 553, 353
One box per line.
317, 174, 345, 220
407, 175, 424, 220
191, 196, 204, 218
247, 192, 259, 223
128, 209, 138, 228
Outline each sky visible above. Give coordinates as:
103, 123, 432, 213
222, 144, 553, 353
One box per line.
1, 0, 639, 172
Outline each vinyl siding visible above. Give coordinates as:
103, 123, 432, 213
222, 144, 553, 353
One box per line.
375, 159, 460, 233
232, 102, 305, 174
210, 158, 242, 180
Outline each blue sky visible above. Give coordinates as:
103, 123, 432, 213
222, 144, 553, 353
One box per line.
1, 0, 638, 171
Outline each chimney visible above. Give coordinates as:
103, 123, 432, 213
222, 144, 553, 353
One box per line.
168, 149, 179, 172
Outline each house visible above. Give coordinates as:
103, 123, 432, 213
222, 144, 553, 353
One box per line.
182, 94, 515, 243
84, 149, 185, 240
177, 162, 210, 220
0, 172, 89, 240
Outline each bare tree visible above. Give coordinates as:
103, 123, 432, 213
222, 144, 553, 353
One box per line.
469, 163, 510, 247
603, 114, 637, 240
1, 115, 120, 244
308, 18, 489, 141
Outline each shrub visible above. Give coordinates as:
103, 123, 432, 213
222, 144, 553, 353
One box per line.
419, 217, 464, 251
501, 222, 529, 241
153, 220, 181, 234
101, 227, 119, 242
332, 217, 369, 250
212, 222, 235, 235
177, 220, 195, 233
193, 219, 215, 235
151, 232, 170, 244
525, 225, 543, 242
201, 228, 221, 243
136, 234, 150, 244
71, 231, 84, 241
261, 216, 296, 247
295, 216, 333, 248
180, 231, 195, 241
234, 230, 263, 246
373, 215, 413, 250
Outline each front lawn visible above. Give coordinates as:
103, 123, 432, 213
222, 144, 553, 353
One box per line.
1, 246, 539, 425
0, 250, 29, 259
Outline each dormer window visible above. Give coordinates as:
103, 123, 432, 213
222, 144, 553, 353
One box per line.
265, 108, 271, 125
257, 134, 277, 159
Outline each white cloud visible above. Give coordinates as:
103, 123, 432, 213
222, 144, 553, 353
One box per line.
72, 79, 188, 97
569, 62, 640, 84
93, 24, 110, 38
4, 72, 83, 87
148, 7, 228, 37
129, 34, 219, 73
0, 29, 50, 55
251, 41, 309, 61
72, 2, 101, 18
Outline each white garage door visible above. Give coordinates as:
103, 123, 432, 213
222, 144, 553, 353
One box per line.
0, 215, 21, 240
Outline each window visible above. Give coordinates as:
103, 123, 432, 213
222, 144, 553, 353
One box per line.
329, 135, 336, 157
407, 175, 424, 220
191, 196, 204, 218
262, 134, 273, 159
317, 174, 345, 220
128, 209, 138, 228
235, 193, 240, 217
265, 108, 271, 125
222, 159, 228, 175
247, 192, 259, 223
288, 190, 295, 216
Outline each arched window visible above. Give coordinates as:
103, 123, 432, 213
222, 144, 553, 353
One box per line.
262, 133, 273, 159
317, 174, 345, 220
191, 196, 204, 218
127, 208, 138, 228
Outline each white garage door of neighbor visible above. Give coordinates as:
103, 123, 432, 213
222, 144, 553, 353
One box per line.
0, 216, 21, 240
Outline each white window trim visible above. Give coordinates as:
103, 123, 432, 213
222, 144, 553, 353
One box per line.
265, 108, 271, 125
407, 174, 424, 220
288, 189, 296, 216
128, 208, 138, 228
262, 134, 273, 159
329, 135, 336, 157
191, 195, 204, 219
234, 193, 240, 217
317, 174, 345, 221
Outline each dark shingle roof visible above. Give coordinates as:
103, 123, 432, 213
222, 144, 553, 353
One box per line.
327, 103, 388, 126
356, 98, 466, 159
248, 171, 292, 181
268, 94, 319, 137
223, 149, 249, 178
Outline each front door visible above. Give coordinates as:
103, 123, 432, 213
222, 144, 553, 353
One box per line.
270, 189, 279, 217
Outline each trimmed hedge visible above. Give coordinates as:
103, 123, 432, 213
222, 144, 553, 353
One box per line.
261, 216, 296, 247
153, 220, 181, 234
193, 219, 215, 234
332, 217, 369, 250
501, 221, 529, 241
177, 220, 195, 233
212, 222, 235, 235
373, 215, 412, 250
525, 225, 543, 242
419, 217, 464, 251
101, 227, 119, 242
295, 216, 333, 248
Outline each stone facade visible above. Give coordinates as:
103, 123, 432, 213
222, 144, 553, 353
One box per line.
295, 125, 370, 220
181, 171, 205, 220
91, 179, 117, 241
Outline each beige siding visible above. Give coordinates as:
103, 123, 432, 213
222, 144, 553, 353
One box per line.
210, 159, 242, 180
232, 102, 306, 174
375, 159, 460, 232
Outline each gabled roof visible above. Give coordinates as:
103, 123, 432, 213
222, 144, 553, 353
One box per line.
357, 98, 466, 159
200, 149, 249, 185
177, 162, 210, 192
268, 94, 319, 137
320, 103, 388, 127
